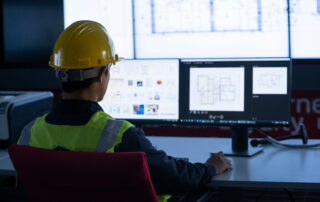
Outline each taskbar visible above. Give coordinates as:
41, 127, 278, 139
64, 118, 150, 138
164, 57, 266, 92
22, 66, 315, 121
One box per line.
179, 119, 289, 126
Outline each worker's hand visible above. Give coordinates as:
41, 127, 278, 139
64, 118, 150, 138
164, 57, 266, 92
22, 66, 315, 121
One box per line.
205, 151, 232, 175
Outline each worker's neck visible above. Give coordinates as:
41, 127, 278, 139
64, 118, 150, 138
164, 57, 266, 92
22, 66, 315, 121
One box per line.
62, 88, 100, 102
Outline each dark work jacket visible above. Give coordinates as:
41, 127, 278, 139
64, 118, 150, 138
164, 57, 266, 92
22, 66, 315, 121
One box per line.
46, 99, 216, 195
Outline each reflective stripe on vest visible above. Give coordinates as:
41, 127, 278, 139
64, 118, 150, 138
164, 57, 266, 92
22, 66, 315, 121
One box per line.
18, 118, 124, 152
18, 120, 36, 146
95, 119, 123, 152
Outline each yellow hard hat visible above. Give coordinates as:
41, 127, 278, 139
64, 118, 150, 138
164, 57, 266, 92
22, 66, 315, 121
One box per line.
49, 20, 120, 70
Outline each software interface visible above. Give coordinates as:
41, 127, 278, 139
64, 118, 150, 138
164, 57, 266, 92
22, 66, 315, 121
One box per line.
290, 0, 320, 58
180, 59, 291, 126
100, 59, 179, 121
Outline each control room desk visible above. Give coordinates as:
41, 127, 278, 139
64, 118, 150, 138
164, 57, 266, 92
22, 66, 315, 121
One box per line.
148, 136, 320, 190
1, 137, 320, 190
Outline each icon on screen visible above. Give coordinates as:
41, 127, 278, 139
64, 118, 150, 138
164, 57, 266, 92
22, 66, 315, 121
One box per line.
154, 93, 160, 100
137, 81, 143, 87
108, 105, 120, 114
128, 80, 134, 86
146, 104, 159, 115
133, 104, 144, 115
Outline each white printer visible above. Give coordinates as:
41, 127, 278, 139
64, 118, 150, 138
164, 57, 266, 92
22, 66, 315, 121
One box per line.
0, 91, 54, 148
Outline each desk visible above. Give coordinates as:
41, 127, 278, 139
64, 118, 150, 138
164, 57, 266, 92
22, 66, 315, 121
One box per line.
148, 137, 320, 190
1, 137, 320, 190
0, 149, 16, 176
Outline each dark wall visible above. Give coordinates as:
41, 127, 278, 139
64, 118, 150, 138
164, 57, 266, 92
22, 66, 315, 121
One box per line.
292, 60, 320, 89
2, 0, 63, 65
0, 0, 63, 90
0, 0, 3, 67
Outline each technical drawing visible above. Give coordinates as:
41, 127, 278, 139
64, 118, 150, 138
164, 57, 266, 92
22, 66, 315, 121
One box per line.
252, 67, 287, 95
258, 74, 281, 88
190, 67, 244, 111
220, 84, 236, 101
198, 76, 214, 104
290, 0, 320, 15
197, 75, 236, 105
150, 0, 262, 34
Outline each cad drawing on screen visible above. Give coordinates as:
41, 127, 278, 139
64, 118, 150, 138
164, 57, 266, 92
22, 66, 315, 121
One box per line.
134, 0, 288, 58
253, 67, 287, 95
150, 0, 262, 34
189, 67, 245, 112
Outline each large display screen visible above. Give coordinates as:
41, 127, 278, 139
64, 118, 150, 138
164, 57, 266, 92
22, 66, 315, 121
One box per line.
100, 59, 179, 122
134, 0, 289, 58
290, 0, 320, 58
64, 0, 291, 59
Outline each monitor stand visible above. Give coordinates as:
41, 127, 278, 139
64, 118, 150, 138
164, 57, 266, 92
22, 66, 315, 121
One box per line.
223, 127, 263, 157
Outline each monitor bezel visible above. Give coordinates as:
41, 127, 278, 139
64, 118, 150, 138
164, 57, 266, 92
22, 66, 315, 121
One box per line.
178, 58, 292, 127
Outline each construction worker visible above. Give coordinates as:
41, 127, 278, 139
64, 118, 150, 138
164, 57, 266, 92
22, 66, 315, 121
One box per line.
18, 20, 232, 202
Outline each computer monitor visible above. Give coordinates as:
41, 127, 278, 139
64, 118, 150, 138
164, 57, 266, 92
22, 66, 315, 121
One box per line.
99, 59, 179, 123
179, 58, 291, 156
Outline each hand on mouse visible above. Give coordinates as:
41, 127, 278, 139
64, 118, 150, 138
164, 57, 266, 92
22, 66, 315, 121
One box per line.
205, 151, 233, 175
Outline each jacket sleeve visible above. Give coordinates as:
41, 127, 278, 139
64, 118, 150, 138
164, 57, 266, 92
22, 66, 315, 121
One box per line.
114, 127, 216, 195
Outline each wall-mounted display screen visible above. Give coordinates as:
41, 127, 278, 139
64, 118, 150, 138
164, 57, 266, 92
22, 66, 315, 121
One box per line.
134, 0, 289, 58
64, 0, 291, 59
290, 0, 320, 58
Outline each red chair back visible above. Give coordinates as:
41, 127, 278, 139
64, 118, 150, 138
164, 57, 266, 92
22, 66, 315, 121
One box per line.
8, 144, 158, 202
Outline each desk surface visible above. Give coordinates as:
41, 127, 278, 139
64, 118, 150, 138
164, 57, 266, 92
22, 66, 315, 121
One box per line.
0, 149, 16, 176
148, 137, 320, 190
1, 137, 320, 189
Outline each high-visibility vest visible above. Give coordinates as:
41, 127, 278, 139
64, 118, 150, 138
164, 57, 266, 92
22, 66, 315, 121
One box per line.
18, 111, 171, 202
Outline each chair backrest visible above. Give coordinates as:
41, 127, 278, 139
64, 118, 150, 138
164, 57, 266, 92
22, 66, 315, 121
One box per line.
8, 144, 158, 202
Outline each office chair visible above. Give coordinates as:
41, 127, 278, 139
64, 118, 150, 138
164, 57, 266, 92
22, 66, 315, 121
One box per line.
8, 144, 158, 202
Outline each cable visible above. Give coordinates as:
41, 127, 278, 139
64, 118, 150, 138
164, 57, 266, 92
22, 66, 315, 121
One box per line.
253, 128, 320, 148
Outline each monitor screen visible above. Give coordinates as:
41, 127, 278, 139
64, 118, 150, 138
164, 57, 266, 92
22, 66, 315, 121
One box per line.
63, 0, 134, 59
100, 59, 179, 122
134, 0, 289, 58
179, 58, 291, 126
290, 0, 320, 58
